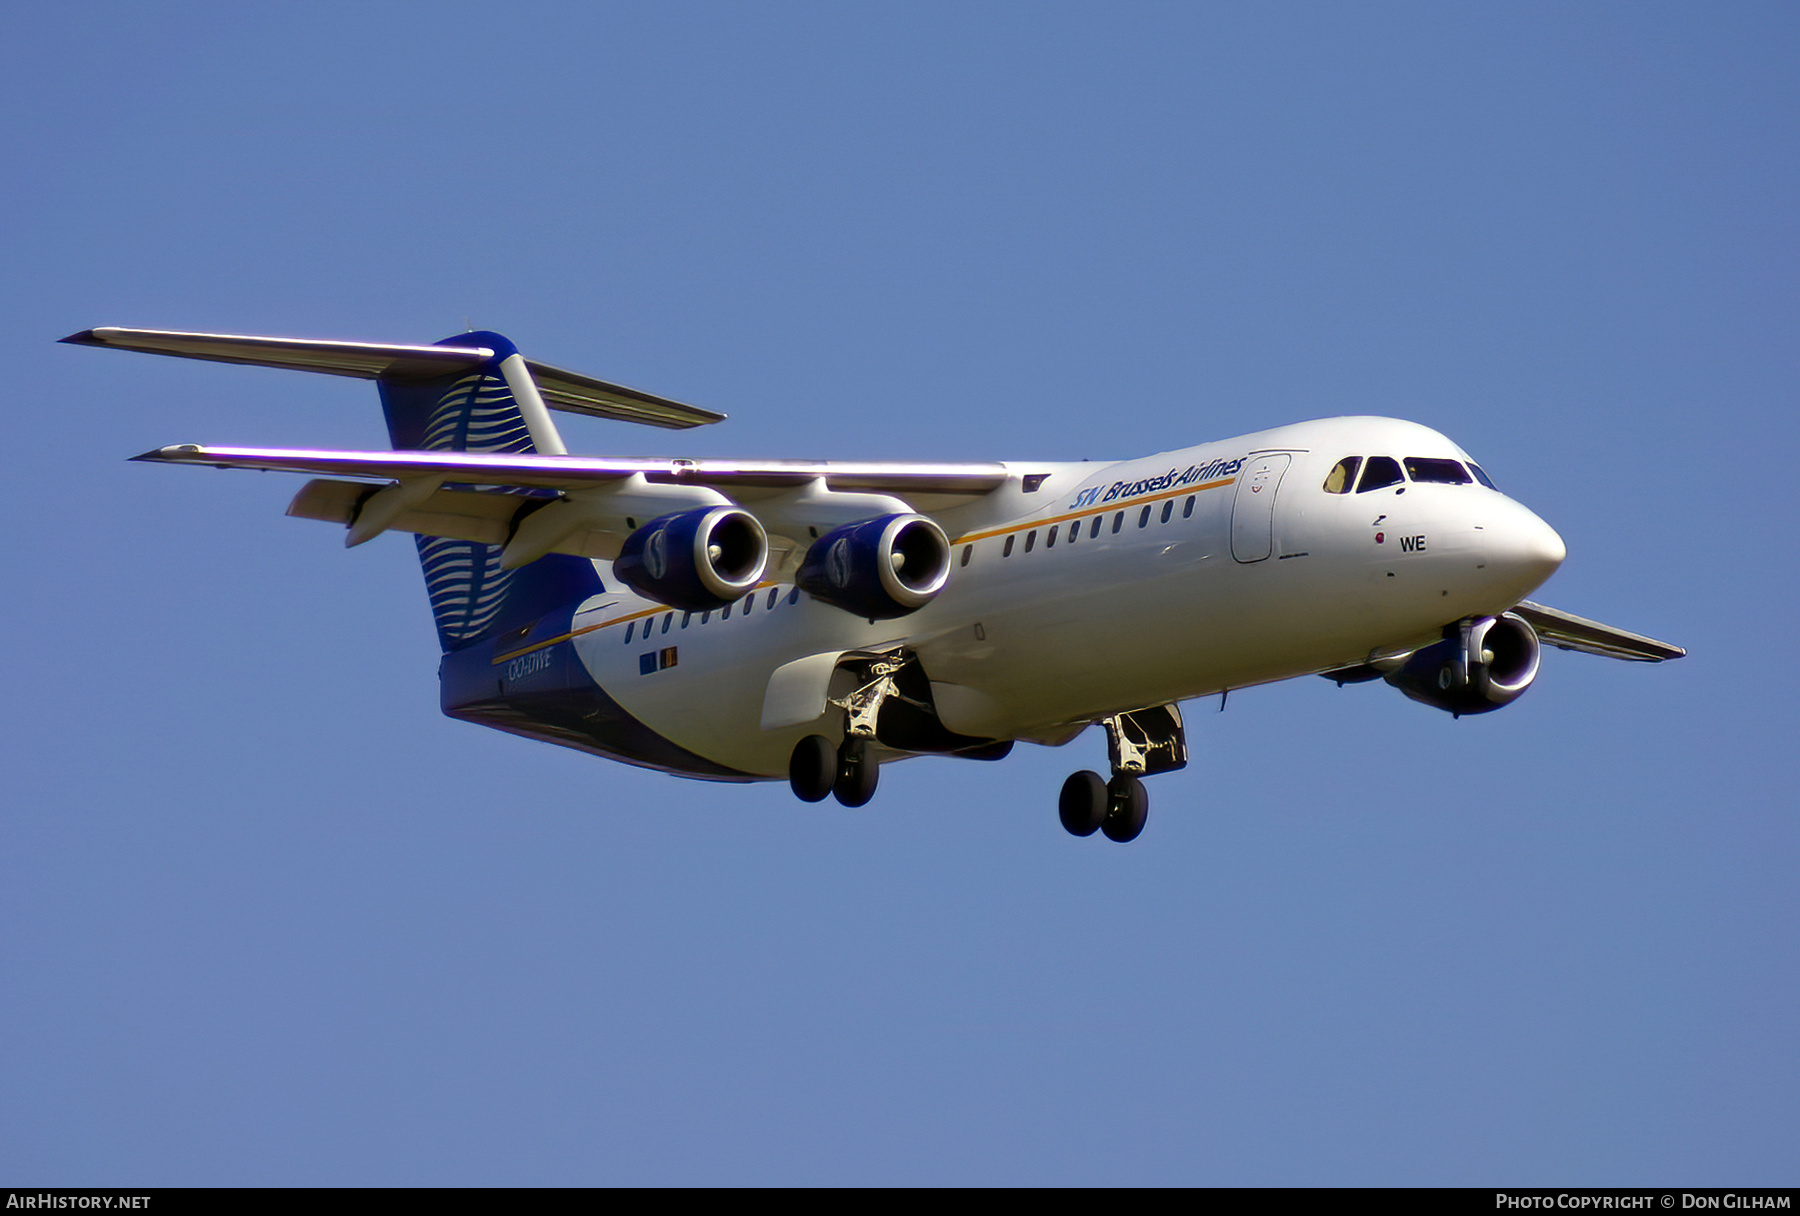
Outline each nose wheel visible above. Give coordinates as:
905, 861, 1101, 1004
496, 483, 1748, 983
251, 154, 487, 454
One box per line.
1100, 774, 1148, 842
1058, 704, 1186, 843
1058, 771, 1107, 836
1059, 770, 1149, 841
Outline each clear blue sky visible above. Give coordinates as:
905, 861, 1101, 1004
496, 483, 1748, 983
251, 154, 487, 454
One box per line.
3, 2, 1794, 1185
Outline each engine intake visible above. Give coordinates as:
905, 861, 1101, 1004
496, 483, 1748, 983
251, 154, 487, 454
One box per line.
797, 513, 952, 620
1383, 612, 1542, 716
614, 506, 768, 610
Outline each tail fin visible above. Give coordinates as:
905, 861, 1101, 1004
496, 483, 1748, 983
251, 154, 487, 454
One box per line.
66, 325, 683, 653
377, 332, 602, 652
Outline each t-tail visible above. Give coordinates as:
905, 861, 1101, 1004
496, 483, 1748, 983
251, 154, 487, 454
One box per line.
374, 331, 602, 653
64, 324, 725, 656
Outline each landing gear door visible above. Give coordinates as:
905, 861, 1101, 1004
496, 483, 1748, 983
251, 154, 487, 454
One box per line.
1230, 453, 1292, 563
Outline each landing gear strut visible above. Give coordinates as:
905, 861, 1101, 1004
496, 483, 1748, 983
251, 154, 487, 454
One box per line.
1059, 704, 1187, 843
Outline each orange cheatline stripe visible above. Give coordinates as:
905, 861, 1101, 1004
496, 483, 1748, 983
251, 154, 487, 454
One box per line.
492, 581, 786, 664
494, 475, 1237, 664
951, 475, 1236, 543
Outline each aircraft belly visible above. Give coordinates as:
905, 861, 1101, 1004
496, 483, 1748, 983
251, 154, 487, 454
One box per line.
442, 622, 754, 780
570, 595, 918, 778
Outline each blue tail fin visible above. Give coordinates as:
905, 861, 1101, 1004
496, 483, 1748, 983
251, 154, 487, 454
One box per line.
377, 331, 603, 652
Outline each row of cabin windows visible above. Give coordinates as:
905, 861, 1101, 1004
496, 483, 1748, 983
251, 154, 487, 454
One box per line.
622, 491, 1208, 637
1322, 455, 1496, 495
622, 585, 804, 643
998, 495, 1198, 558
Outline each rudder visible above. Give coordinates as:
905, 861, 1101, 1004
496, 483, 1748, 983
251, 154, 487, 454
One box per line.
377, 331, 602, 652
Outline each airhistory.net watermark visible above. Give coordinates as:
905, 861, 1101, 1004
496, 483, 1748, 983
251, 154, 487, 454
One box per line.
6, 1198, 150, 1210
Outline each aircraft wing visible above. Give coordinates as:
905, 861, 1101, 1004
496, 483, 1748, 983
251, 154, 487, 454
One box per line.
1512, 600, 1686, 662
63, 327, 724, 429
133, 444, 1014, 562
131, 444, 1009, 497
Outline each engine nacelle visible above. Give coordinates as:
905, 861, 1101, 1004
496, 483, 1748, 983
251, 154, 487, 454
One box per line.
797, 513, 952, 620
1383, 612, 1542, 716
613, 506, 768, 610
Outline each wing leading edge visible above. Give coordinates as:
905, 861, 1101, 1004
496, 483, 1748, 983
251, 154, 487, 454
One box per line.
131, 444, 1010, 497
1512, 600, 1686, 662
133, 444, 1015, 566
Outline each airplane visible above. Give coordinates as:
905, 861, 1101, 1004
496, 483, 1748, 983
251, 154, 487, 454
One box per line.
69, 325, 1686, 843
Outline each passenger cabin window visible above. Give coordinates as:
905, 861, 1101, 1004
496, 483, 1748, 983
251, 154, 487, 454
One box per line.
1160, 500, 1173, 523
1091, 516, 1102, 538
1046, 525, 1058, 548
1138, 505, 1151, 528
1003, 535, 1016, 557
1323, 457, 1360, 494
1356, 456, 1405, 493
1024, 530, 1036, 553
1405, 457, 1472, 485
1183, 496, 1195, 518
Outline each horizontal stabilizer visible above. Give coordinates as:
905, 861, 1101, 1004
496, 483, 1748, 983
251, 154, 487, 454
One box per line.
63, 327, 723, 429
1513, 600, 1686, 662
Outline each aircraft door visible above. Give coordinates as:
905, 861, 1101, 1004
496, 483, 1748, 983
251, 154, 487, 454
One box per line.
1230, 453, 1292, 563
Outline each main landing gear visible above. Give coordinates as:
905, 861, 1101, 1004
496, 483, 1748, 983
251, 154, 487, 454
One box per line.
788, 733, 879, 807
787, 650, 1012, 810
788, 653, 909, 807
1059, 703, 1188, 844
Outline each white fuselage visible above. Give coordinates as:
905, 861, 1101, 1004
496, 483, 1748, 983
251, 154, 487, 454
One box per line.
554, 417, 1565, 778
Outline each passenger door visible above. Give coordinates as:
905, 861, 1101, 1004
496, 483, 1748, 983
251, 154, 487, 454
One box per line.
1230, 453, 1292, 563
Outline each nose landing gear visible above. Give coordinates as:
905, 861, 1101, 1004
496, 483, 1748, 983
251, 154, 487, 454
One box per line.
1101, 773, 1150, 842
1058, 769, 1151, 841
1059, 703, 1187, 844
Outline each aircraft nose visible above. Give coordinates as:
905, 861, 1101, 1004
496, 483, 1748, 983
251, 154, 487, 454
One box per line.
1489, 502, 1565, 592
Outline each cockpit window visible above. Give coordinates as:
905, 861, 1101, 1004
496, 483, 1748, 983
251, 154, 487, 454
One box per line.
1468, 462, 1497, 489
1405, 457, 1472, 485
1322, 457, 1360, 494
1356, 456, 1404, 493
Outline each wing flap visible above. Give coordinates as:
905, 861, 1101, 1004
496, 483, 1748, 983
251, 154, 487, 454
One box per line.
1513, 600, 1686, 662
288, 479, 519, 547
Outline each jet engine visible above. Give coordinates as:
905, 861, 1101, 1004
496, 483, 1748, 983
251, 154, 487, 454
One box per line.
1382, 612, 1542, 716
796, 513, 952, 620
613, 506, 768, 610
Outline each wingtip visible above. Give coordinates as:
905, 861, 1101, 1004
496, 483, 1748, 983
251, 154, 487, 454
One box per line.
60, 328, 102, 346
130, 444, 203, 462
